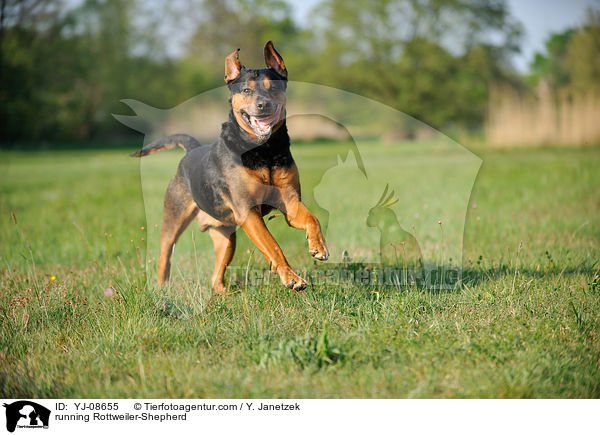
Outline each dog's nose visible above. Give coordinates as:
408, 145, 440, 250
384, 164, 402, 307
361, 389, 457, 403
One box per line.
256, 100, 271, 111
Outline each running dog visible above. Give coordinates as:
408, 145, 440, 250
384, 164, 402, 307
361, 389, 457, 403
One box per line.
132, 41, 329, 291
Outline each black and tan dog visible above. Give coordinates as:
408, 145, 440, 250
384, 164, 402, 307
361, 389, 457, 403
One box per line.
132, 41, 328, 291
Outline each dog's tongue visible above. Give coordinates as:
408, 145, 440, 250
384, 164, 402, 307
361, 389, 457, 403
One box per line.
250, 105, 281, 138
250, 117, 272, 137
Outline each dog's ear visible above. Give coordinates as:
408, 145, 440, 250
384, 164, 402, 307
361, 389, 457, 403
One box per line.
224, 49, 242, 83
264, 41, 287, 79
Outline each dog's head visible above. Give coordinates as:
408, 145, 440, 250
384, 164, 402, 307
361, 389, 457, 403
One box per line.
224, 41, 287, 141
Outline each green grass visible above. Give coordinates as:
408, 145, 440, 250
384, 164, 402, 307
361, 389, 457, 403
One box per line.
1, 142, 599, 398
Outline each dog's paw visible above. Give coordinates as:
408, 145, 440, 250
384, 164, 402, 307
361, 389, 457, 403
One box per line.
309, 239, 329, 261
278, 267, 307, 291
288, 278, 308, 291
310, 249, 329, 261
212, 281, 228, 294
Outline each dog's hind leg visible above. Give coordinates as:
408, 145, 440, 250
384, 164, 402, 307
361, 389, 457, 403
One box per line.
208, 226, 236, 292
158, 175, 199, 284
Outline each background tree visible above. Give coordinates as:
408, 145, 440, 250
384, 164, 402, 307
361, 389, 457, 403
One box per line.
6, 0, 598, 145
565, 9, 600, 95
297, 0, 523, 131
186, 0, 299, 75
528, 29, 575, 90
528, 8, 600, 95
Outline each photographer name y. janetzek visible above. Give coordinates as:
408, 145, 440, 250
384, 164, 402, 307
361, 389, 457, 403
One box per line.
257, 402, 300, 411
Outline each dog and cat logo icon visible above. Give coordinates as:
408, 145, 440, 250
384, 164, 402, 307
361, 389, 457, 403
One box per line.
3, 401, 50, 432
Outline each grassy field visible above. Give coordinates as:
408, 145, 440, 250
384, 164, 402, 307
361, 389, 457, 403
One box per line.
1, 141, 599, 398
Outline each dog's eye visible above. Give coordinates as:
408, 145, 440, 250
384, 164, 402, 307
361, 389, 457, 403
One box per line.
242, 88, 252, 95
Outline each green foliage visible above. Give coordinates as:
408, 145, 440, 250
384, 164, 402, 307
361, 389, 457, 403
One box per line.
528, 9, 600, 94
565, 9, 600, 94
296, 0, 522, 130
258, 323, 345, 370
1, 0, 526, 144
0, 0, 209, 142
528, 29, 575, 89
187, 0, 299, 72
2, 1, 598, 144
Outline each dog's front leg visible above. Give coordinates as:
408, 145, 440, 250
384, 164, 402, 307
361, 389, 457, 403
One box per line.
238, 209, 307, 290
273, 167, 329, 261
283, 199, 329, 261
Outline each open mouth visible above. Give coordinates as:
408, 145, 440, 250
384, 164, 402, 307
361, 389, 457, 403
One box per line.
240, 104, 282, 139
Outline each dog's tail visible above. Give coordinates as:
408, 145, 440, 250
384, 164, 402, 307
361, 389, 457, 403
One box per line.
131, 134, 202, 157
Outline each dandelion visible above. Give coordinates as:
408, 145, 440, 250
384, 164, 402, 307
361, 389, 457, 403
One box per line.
50, 276, 56, 281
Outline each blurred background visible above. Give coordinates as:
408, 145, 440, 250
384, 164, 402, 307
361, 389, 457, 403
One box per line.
0, 0, 599, 148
